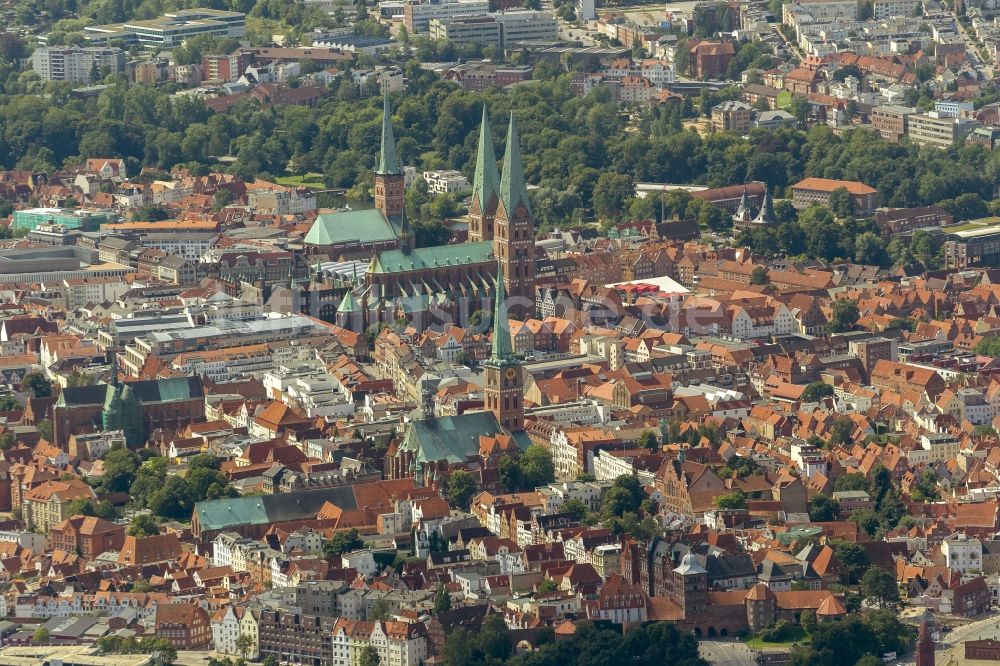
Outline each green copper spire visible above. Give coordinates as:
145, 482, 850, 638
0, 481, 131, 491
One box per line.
499, 112, 531, 218
472, 105, 500, 210
337, 289, 359, 313
490, 262, 514, 362
376, 94, 401, 176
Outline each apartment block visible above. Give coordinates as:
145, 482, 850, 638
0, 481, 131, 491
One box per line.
711, 101, 752, 134
872, 0, 920, 18
31, 46, 126, 83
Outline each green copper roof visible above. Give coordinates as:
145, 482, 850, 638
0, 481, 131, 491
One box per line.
472, 106, 500, 212
499, 113, 531, 218
490, 262, 514, 362
337, 289, 360, 313
304, 209, 399, 246
376, 94, 402, 176
370, 241, 494, 274
399, 411, 531, 464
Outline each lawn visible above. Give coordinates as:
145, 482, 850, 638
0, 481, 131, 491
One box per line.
276, 173, 326, 189
744, 625, 809, 649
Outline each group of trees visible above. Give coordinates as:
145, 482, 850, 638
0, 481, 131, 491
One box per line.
787, 612, 912, 666
849, 464, 910, 539
101, 451, 237, 521
445, 444, 555, 509
3, 54, 1000, 242
499, 444, 556, 493
95, 635, 177, 666
442, 615, 705, 666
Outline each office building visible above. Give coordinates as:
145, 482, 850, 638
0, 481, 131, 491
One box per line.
404, 0, 491, 33
429, 16, 500, 44
869, 105, 916, 142
578, 0, 595, 20
31, 46, 126, 83
429, 9, 556, 46
907, 112, 980, 149
85, 8, 246, 48
945, 223, 1000, 269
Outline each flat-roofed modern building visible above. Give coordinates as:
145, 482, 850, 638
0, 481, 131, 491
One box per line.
85, 8, 246, 48
907, 112, 981, 149
404, 0, 491, 33
944, 221, 1000, 269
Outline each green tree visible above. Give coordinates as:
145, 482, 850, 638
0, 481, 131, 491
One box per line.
129, 514, 160, 537
831, 541, 870, 584
801, 382, 834, 403
235, 633, 255, 660
828, 417, 854, 447
826, 299, 860, 333
33, 626, 49, 644
809, 494, 840, 522
749, 265, 769, 285
601, 475, 647, 520
23, 372, 52, 398
974, 335, 1000, 357
851, 509, 882, 538
537, 578, 558, 593
147, 475, 193, 520
638, 429, 659, 451
370, 598, 392, 621
592, 171, 635, 220
860, 566, 900, 610
131, 457, 168, 508
102, 447, 140, 493
800, 608, 818, 634
834, 472, 869, 492
433, 584, 451, 614
828, 186, 855, 218
562, 498, 588, 521
37, 419, 53, 443
359, 645, 380, 666
521, 444, 555, 488
323, 528, 364, 558
446, 470, 477, 509
713, 490, 746, 510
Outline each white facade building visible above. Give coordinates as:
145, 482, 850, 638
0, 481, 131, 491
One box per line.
32, 46, 126, 83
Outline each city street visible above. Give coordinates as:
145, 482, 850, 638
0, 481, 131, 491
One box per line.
700, 639, 787, 666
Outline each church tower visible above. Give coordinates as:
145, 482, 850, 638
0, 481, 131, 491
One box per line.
374, 94, 404, 221
483, 263, 524, 432
916, 620, 934, 666
493, 113, 536, 319
469, 106, 500, 243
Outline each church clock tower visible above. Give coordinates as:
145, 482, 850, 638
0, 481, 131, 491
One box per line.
483, 263, 524, 432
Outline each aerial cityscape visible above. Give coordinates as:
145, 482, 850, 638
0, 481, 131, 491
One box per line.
4, 0, 1000, 664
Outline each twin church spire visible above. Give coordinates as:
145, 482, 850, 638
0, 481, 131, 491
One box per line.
375, 96, 529, 432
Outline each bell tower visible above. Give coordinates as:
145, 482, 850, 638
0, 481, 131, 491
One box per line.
493, 113, 536, 320
374, 94, 404, 221
469, 106, 500, 243
482, 263, 524, 432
